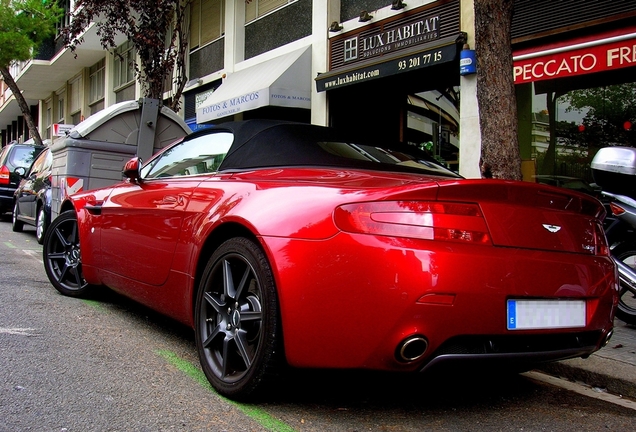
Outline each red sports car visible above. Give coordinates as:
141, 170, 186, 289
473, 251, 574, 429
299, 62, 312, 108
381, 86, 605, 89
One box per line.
43, 120, 618, 400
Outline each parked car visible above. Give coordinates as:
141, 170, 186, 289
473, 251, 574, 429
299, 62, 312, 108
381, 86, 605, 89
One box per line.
0, 141, 45, 216
12, 147, 53, 244
42, 120, 617, 401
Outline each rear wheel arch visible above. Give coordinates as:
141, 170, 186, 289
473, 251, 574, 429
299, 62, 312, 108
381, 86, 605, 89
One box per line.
192, 222, 262, 320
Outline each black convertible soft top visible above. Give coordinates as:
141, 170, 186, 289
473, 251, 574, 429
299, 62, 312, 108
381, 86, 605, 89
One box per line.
194, 119, 460, 178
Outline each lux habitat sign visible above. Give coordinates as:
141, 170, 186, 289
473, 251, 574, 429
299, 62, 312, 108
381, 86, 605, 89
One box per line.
326, 1, 460, 72
344, 15, 440, 63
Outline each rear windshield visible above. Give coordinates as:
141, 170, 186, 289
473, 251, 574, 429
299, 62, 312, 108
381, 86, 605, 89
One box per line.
6, 146, 42, 171
219, 123, 460, 178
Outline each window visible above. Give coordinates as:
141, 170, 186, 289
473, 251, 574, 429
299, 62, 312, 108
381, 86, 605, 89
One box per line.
114, 40, 135, 89
142, 132, 234, 179
245, 0, 296, 24
89, 59, 105, 105
44, 99, 52, 139
56, 88, 65, 123
56, 0, 71, 37
344, 38, 358, 62
69, 75, 82, 122
190, 0, 224, 51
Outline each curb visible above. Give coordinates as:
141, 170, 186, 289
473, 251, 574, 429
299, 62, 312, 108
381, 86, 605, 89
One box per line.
536, 354, 636, 400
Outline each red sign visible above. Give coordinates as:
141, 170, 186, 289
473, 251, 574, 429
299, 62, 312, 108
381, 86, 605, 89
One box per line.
513, 33, 636, 84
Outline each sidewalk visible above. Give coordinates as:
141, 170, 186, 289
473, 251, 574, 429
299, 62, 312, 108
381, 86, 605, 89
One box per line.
537, 319, 636, 400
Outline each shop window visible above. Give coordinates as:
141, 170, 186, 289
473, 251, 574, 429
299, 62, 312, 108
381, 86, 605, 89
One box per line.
245, 0, 297, 24
190, 0, 224, 51
521, 81, 636, 183
406, 89, 460, 172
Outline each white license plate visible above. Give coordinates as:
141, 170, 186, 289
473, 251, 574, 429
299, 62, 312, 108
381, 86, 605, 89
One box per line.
507, 300, 586, 330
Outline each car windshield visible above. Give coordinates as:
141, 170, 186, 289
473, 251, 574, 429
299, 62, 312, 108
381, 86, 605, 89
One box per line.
141, 132, 234, 179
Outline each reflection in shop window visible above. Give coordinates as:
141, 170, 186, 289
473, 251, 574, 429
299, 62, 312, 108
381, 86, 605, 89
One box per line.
406, 88, 460, 172
527, 82, 635, 182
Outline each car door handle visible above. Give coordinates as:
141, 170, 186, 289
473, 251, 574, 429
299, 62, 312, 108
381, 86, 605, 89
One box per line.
85, 203, 102, 215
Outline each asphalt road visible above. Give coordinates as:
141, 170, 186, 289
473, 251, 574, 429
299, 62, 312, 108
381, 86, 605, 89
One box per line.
1, 216, 635, 431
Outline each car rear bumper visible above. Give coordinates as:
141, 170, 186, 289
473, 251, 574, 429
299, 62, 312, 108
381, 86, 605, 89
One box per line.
0, 188, 14, 213
418, 329, 612, 373
262, 233, 618, 371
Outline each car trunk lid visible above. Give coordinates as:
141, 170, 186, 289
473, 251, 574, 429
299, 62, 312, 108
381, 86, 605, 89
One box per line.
435, 179, 606, 255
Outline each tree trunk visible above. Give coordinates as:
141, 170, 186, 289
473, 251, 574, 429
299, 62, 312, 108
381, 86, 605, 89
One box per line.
0, 66, 43, 146
474, 0, 521, 180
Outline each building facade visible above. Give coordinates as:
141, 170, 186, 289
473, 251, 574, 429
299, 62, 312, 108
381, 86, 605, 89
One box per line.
1, 0, 634, 181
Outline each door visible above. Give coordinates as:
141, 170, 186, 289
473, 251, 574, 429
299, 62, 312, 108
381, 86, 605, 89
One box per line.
98, 131, 234, 286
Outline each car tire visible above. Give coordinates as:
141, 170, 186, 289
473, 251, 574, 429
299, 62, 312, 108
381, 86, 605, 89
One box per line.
42, 210, 91, 297
35, 205, 48, 245
194, 237, 282, 400
11, 202, 24, 232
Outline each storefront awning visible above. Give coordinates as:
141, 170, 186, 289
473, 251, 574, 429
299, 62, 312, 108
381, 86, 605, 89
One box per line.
196, 46, 311, 124
513, 26, 636, 85
315, 34, 463, 93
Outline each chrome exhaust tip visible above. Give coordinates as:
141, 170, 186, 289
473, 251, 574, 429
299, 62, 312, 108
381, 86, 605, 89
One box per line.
396, 336, 428, 362
603, 329, 614, 347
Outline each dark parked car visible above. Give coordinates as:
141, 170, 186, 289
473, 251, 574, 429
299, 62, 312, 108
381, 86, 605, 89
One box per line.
43, 120, 617, 401
0, 141, 45, 216
12, 147, 53, 244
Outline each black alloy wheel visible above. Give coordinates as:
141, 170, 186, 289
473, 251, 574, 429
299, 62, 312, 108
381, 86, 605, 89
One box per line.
36, 206, 47, 245
11, 201, 24, 232
43, 210, 91, 297
194, 237, 282, 400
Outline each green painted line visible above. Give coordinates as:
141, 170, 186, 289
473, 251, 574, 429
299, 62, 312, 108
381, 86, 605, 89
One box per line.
81, 299, 105, 311
156, 349, 296, 432
4, 242, 17, 248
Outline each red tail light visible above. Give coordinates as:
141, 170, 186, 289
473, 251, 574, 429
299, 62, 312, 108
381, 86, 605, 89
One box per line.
0, 165, 9, 185
609, 202, 625, 216
334, 201, 492, 245
593, 221, 610, 256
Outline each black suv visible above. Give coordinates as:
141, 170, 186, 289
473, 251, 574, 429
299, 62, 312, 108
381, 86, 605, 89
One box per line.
0, 142, 45, 216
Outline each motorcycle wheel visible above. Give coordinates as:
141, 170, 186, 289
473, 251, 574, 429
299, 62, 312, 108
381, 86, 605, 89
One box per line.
613, 247, 636, 326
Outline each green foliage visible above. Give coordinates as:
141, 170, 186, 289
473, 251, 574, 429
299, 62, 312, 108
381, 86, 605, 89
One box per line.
63, 1, 191, 107
0, 0, 63, 67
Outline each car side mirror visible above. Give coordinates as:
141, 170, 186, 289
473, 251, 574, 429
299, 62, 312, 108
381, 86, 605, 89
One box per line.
14, 166, 27, 177
122, 157, 143, 183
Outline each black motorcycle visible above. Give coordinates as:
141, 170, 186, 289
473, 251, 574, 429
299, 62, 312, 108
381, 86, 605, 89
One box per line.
592, 147, 636, 325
